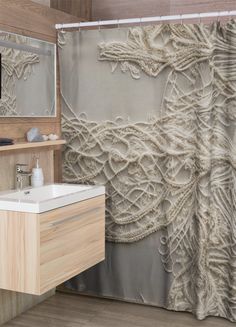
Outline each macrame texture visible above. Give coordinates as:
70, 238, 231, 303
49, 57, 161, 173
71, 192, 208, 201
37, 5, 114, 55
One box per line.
0, 34, 39, 116
60, 22, 236, 321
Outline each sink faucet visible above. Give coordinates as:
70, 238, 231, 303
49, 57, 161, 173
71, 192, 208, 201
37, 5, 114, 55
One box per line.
16, 164, 32, 190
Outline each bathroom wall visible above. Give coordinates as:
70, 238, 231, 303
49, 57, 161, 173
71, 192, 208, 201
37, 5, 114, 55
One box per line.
0, 149, 54, 192
0, 0, 79, 143
92, 0, 235, 20
33, 0, 50, 6
0, 1, 80, 324
51, 0, 92, 20
0, 0, 80, 183
32, 0, 92, 20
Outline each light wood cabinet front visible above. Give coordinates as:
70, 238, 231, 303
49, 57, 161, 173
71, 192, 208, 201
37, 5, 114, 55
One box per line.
0, 195, 105, 295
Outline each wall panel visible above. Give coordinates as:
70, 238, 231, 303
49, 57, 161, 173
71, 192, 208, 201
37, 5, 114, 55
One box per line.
33, 0, 50, 6
0, 0, 80, 324
51, 0, 92, 20
92, 0, 236, 21
0, 147, 55, 325
0, 0, 79, 42
0, 0, 79, 144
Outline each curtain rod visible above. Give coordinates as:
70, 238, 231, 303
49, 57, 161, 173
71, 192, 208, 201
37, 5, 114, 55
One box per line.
55, 10, 236, 30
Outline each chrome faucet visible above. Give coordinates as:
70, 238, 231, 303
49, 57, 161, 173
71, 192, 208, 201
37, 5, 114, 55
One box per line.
16, 164, 32, 190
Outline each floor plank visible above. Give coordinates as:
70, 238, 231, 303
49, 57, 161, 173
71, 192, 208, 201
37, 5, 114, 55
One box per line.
3, 292, 234, 327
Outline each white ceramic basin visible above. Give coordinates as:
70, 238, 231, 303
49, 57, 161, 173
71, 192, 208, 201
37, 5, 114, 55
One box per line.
0, 183, 105, 213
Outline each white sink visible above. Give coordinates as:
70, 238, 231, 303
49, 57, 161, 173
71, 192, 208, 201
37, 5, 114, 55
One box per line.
0, 183, 105, 213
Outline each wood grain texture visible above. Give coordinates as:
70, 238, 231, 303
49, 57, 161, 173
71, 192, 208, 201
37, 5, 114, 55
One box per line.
92, 0, 170, 20
40, 195, 105, 294
0, 0, 78, 184
0, 149, 54, 191
0, 0, 82, 147
51, 0, 92, 20
0, 0, 82, 323
0, 289, 54, 326
92, 0, 236, 21
0, 196, 105, 295
32, 0, 50, 6
0, 147, 55, 324
0, 120, 61, 143
0, 211, 40, 294
0, 140, 66, 152
0, 0, 79, 42
0, 0, 75, 144
4, 292, 234, 327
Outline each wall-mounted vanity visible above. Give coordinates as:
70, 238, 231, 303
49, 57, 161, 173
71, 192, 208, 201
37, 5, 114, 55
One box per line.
0, 139, 105, 296
0, 183, 105, 295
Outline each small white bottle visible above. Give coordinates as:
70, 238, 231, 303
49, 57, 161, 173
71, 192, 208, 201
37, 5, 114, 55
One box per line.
31, 158, 44, 187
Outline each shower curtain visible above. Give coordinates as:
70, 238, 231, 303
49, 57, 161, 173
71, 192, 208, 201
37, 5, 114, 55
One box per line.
58, 21, 236, 322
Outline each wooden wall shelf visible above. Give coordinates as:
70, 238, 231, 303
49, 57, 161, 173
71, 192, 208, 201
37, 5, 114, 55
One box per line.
0, 140, 66, 152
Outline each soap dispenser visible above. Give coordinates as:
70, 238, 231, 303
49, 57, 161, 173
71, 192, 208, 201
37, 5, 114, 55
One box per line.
31, 157, 44, 187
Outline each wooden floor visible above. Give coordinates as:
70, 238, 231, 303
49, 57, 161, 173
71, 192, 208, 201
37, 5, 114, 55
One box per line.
3, 292, 234, 327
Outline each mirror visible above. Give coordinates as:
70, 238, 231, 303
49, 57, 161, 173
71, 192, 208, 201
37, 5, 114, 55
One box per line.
0, 31, 56, 117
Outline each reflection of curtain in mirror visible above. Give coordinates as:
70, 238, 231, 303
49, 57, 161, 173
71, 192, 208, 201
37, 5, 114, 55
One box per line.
58, 22, 236, 322
0, 34, 39, 116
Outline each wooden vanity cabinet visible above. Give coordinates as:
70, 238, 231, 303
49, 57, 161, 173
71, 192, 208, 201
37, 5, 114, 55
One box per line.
0, 195, 105, 295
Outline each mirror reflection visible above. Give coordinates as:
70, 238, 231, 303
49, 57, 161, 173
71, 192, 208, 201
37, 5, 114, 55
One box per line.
0, 31, 56, 117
